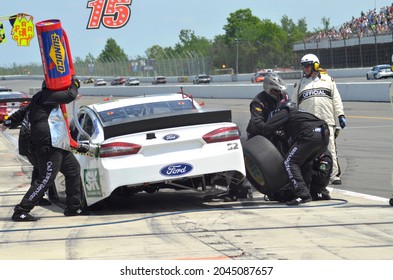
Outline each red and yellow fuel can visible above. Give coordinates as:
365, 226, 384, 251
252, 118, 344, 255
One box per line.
35, 19, 75, 91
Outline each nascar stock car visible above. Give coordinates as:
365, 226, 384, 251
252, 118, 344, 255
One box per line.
52, 92, 248, 208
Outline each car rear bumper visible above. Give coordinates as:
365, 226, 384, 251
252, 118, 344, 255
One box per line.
377, 73, 393, 79
80, 140, 245, 204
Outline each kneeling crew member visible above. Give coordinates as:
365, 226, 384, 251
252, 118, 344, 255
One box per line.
264, 101, 330, 205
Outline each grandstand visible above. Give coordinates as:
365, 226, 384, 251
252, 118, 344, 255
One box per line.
294, 4, 393, 68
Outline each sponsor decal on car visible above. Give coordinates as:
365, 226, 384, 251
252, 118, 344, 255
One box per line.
83, 168, 103, 197
160, 163, 193, 176
163, 134, 179, 141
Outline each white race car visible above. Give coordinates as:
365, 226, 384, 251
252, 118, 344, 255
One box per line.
52, 93, 246, 208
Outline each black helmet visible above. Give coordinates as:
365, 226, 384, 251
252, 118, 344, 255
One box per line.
263, 73, 287, 101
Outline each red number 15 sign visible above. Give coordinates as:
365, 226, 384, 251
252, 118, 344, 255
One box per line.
86, 0, 132, 29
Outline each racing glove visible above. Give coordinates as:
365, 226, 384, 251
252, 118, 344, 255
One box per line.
71, 76, 81, 89
338, 115, 346, 129
2, 118, 12, 127
275, 130, 286, 141
76, 143, 90, 153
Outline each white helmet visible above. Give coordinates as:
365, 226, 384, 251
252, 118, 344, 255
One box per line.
263, 73, 287, 101
300, 54, 320, 71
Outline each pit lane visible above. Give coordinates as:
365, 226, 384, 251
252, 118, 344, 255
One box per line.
1, 81, 392, 260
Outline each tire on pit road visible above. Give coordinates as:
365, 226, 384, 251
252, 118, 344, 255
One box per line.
242, 135, 288, 195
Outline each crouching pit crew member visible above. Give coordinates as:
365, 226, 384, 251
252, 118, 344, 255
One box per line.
215, 73, 289, 202
264, 101, 330, 205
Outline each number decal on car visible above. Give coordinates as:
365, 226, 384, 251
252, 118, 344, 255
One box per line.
227, 143, 239, 151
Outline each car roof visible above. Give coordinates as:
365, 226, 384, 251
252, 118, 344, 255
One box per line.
80, 94, 230, 140
375, 64, 391, 68
0, 86, 12, 92
86, 93, 197, 113
0, 90, 30, 101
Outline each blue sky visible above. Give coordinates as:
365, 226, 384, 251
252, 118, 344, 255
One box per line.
0, 0, 392, 65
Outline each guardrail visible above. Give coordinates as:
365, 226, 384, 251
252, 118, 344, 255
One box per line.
0, 67, 371, 83
2, 72, 390, 102
76, 82, 392, 102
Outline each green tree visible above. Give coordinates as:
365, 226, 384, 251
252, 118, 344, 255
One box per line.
223, 9, 260, 42
73, 56, 84, 64
145, 45, 164, 59
218, 8, 291, 72
97, 38, 128, 62
174, 29, 212, 56
255, 19, 288, 68
321, 17, 331, 32
297, 18, 308, 35
280, 15, 308, 67
220, 9, 264, 72
141, 9, 321, 72
211, 34, 233, 72
84, 53, 96, 63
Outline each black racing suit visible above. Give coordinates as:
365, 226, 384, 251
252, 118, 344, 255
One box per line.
246, 91, 289, 139
3, 104, 31, 156
246, 91, 289, 155
220, 91, 289, 200
310, 149, 332, 199
264, 107, 330, 199
4, 104, 55, 203
13, 83, 82, 214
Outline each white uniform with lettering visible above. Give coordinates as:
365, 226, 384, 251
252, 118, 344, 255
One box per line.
294, 73, 345, 182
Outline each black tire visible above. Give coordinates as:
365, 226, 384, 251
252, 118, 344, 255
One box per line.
242, 135, 289, 195
366, 74, 370, 80
389, 197, 393, 206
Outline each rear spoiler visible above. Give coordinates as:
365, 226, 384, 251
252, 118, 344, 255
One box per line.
102, 107, 232, 140
0, 98, 31, 103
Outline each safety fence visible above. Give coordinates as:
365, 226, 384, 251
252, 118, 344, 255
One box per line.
3, 32, 393, 77
0, 55, 214, 78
